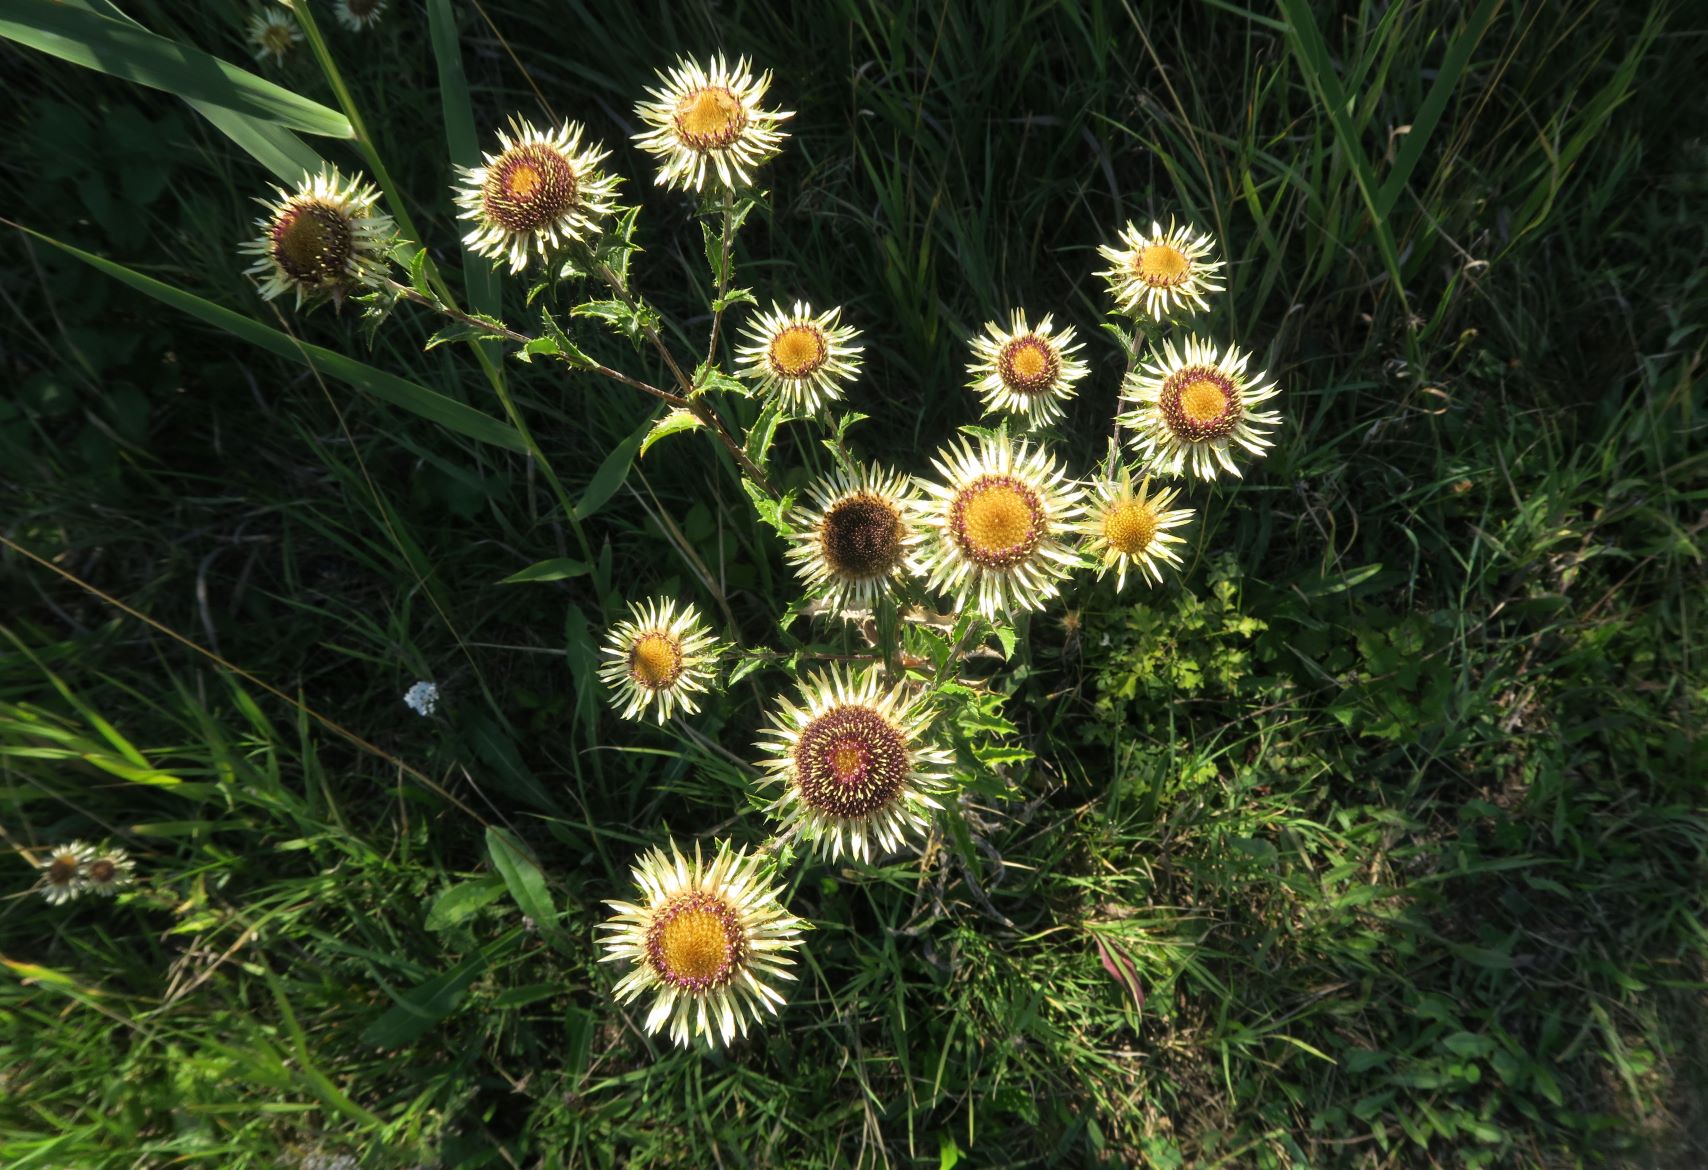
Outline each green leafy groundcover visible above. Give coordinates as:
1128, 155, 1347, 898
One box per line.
1, 1, 1703, 1169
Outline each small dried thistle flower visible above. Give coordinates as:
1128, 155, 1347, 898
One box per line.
756, 666, 956, 863
453, 117, 621, 274
597, 598, 722, 723
734, 300, 864, 415
786, 463, 925, 618
403, 680, 439, 717
633, 54, 793, 191
248, 8, 301, 64
333, 0, 387, 31
239, 167, 395, 307
1120, 336, 1281, 480
966, 310, 1089, 427
598, 839, 803, 1049
1097, 219, 1224, 321
915, 430, 1087, 619
1078, 466, 1193, 590
37, 842, 94, 905
82, 848, 136, 896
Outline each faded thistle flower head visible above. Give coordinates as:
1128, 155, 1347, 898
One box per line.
1078, 465, 1193, 590
37, 842, 95, 905
632, 54, 793, 191
785, 463, 925, 619
756, 666, 956, 864
333, 0, 387, 31
914, 429, 1087, 619
453, 117, 621, 274
598, 839, 804, 1048
248, 8, 301, 64
82, 847, 136, 896
966, 310, 1089, 427
239, 167, 395, 307
1120, 336, 1281, 480
597, 598, 723, 723
1098, 219, 1224, 321
734, 300, 864, 415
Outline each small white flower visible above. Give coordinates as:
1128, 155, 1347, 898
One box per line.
403, 680, 439, 717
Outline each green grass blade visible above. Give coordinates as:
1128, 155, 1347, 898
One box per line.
14, 225, 527, 453
1276, 0, 1409, 315
1373, 0, 1503, 220
0, 0, 354, 139
426, 0, 501, 318
60, 0, 327, 181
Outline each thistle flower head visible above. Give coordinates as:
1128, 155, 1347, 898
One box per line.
1119, 336, 1281, 480
37, 841, 95, 905
1078, 465, 1194, 590
82, 848, 136, 896
734, 300, 864, 415
786, 463, 925, 617
633, 54, 793, 191
756, 666, 955, 863
239, 167, 395, 307
914, 430, 1087, 618
598, 839, 804, 1048
597, 598, 723, 723
453, 117, 621, 274
966, 310, 1089, 426
333, 0, 387, 30
248, 8, 301, 64
1097, 219, 1224, 321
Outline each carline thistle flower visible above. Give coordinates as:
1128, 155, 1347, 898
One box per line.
734, 300, 864, 415
598, 839, 804, 1049
1078, 465, 1194, 590
966, 310, 1090, 427
785, 463, 926, 618
633, 54, 793, 191
37, 842, 95, 905
597, 598, 723, 723
1120, 336, 1282, 480
239, 167, 395, 307
333, 0, 387, 31
248, 8, 301, 64
915, 430, 1086, 619
755, 666, 956, 863
1098, 219, 1224, 321
82, 848, 136, 896
453, 117, 621, 274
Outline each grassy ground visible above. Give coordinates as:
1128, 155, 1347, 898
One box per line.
2, 1, 1704, 1167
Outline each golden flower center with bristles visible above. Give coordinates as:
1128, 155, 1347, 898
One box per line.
46, 856, 78, 885
272, 204, 354, 283
820, 493, 903, 579
997, 335, 1060, 394
1133, 243, 1190, 287
674, 86, 749, 150
262, 25, 295, 54
629, 632, 684, 690
645, 892, 745, 990
794, 705, 909, 818
1103, 500, 1160, 555
87, 859, 117, 884
767, 325, 829, 379
483, 145, 579, 232
1160, 367, 1241, 442
951, 475, 1045, 567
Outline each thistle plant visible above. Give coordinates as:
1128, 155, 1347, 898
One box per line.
226, 40, 1282, 1050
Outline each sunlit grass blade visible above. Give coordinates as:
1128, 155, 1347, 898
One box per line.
13, 225, 527, 453
426, 0, 501, 318
0, 0, 354, 139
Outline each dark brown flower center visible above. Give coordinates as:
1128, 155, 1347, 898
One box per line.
87, 859, 117, 884
794, 705, 909, 819
949, 474, 1044, 568
271, 204, 354, 284
1159, 367, 1241, 442
674, 86, 748, 150
482, 144, 579, 232
645, 892, 745, 989
46, 856, 79, 886
346, 0, 381, 15
820, 493, 902, 579
996, 335, 1059, 394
